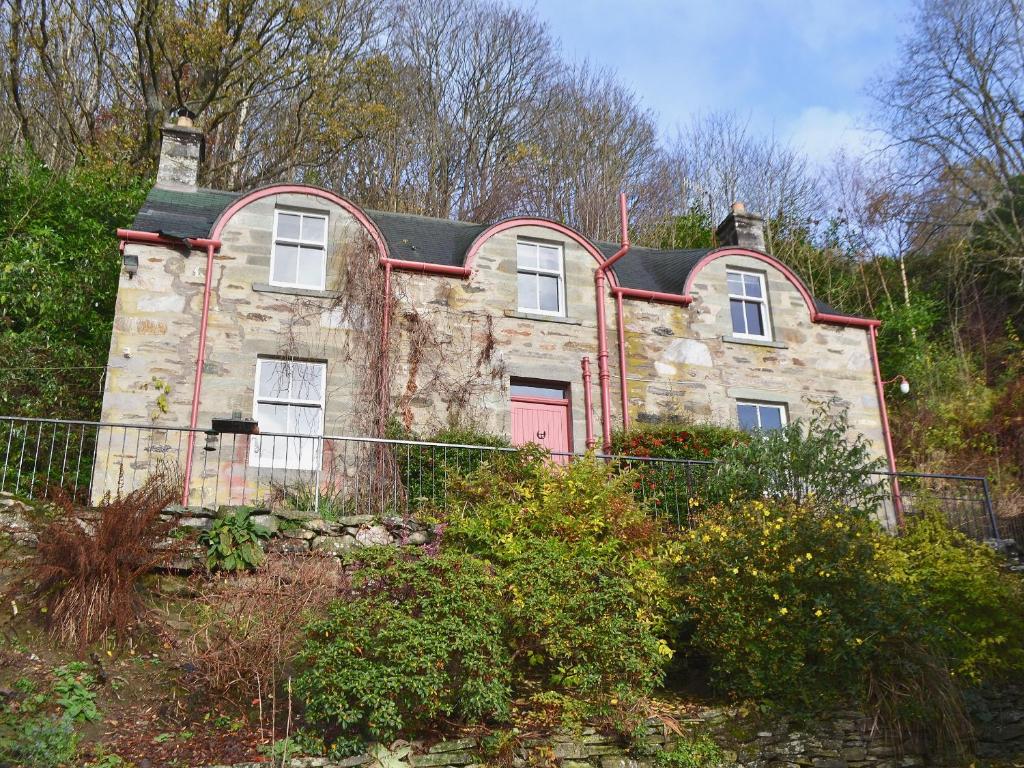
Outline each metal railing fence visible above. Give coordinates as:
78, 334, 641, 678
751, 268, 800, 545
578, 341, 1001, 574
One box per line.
0, 416, 1000, 541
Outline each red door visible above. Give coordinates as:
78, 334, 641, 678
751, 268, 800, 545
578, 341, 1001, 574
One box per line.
511, 396, 571, 460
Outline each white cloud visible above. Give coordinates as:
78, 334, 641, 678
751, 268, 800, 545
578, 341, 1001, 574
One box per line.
783, 106, 881, 165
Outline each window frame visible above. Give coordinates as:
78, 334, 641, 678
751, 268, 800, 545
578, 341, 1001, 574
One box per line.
516, 238, 567, 317
269, 208, 329, 291
249, 358, 327, 470
736, 400, 788, 433
726, 268, 772, 341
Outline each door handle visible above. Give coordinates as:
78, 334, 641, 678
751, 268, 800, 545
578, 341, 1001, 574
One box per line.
536, 430, 546, 440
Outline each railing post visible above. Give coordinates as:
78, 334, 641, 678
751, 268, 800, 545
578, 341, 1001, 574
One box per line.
982, 477, 999, 540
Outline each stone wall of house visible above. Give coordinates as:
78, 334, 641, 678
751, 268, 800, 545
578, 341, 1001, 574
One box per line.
202, 690, 1024, 768
97, 190, 886, 509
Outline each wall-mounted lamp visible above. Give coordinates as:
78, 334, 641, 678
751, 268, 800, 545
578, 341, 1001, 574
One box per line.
123, 253, 139, 279
203, 429, 219, 452
883, 374, 911, 395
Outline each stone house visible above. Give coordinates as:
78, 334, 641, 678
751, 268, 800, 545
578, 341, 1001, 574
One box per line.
96, 116, 896, 505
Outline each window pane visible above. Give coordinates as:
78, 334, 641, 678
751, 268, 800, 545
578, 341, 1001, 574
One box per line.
518, 272, 537, 310
730, 299, 746, 334
301, 215, 326, 243
291, 362, 323, 402
727, 272, 743, 296
743, 274, 762, 298
737, 404, 759, 432
290, 405, 322, 436
759, 406, 784, 430
272, 243, 298, 283
744, 301, 765, 336
256, 402, 288, 434
511, 381, 565, 399
277, 212, 300, 240
297, 246, 324, 287
257, 361, 290, 399
516, 242, 538, 269
537, 275, 560, 312
537, 245, 561, 271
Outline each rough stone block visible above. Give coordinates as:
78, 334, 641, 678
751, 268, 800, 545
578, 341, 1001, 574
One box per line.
311, 535, 356, 555
411, 751, 476, 767
355, 525, 392, 546
428, 738, 478, 754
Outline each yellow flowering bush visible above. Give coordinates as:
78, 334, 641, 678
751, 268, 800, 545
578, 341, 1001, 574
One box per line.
674, 500, 920, 711
875, 507, 1024, 683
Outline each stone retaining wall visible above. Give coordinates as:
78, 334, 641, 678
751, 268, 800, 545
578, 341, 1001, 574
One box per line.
0, 493, 435, 565
206, 689, 1024, 768
161, 503, 436, 561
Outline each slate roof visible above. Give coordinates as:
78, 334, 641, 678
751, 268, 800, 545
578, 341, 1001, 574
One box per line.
130, 184, 866, 320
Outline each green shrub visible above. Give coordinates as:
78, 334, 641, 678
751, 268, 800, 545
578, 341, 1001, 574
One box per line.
675, 499, 909, 710
876, 508, 1024, 682
612, 422, 746, 461
200, 508, 271, 571
388, 423, 512, 512
709, 401, 885, 514
445, 455, 674, 717
655, 735, 726, 768
296, 548, 512, 754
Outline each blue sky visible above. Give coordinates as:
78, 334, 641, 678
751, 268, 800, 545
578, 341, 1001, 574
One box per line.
523, 0, 914, 163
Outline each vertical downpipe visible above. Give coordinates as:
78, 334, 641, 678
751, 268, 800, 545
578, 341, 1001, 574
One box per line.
616, 291, 630, 434
581, 356, 595, 450
182, 242, 217, 507
869, 324, 903, 529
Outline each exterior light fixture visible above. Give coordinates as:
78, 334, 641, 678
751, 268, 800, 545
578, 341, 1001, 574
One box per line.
203, 430, 219, 452
883, 374, 911, 395
123, 253, 139, 279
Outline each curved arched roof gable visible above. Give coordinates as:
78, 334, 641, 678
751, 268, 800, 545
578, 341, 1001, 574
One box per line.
464, 217, 619, 286
210, 184, 390, 258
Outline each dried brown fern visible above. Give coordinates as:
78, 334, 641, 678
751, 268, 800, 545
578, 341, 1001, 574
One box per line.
31, 478, 177, 650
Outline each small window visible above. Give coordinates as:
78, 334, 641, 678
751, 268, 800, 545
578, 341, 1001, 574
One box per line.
727, 269, 771, 340
250, 358, 326, 470
737, 401, 787, 433
510, 380, 567, 400
270, 209, 328, 290
517, 240, 565, 316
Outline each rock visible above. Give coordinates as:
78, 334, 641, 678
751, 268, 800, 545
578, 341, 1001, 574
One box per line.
281, 527, 315, 540
429, 738, 478, 753
355, 525, 392, 546
251, 514, 278, 533
179, 516, 213, 530
337, 514, 376, 526
411, 751, 476, 767
304, 519, 342, 535
311, 535, 356, 555
841, 748, 866, 761
549, 742, 586, 760
810, 759, 845, 768
599, 757, 648, 768
406, 530, 429, 545
275, 508, 319, 521
266, 538, 310, 555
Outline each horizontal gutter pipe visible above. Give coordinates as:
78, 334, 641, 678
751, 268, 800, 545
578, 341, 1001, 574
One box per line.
379, 256, 471, 278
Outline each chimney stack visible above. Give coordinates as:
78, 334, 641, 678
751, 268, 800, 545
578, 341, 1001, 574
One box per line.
156, 107, 203, 187
715, 201, 766, 252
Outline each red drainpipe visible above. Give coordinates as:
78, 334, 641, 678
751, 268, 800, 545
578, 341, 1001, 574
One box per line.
378, 261, 393, 436
595, 194, 630, 453
181, 242, 218, 506
116, 229, 222, 507
869, 324, 904, 528
615, 291, 630, 434
581, 356, 595, 449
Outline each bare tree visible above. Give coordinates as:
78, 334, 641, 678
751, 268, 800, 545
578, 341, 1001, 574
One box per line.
524, 64, 671, 243
668, 111, 822, 251
874, 0, 1024, 280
